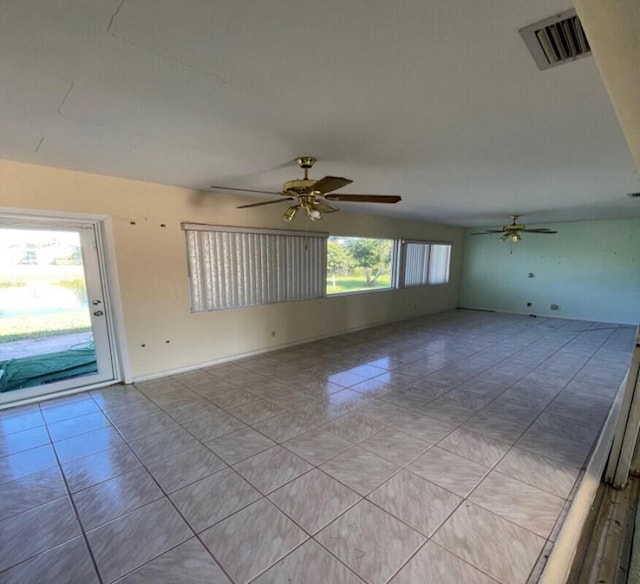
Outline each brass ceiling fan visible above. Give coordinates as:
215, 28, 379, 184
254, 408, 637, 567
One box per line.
211, 156, 401, 222
472, 215, 557, 242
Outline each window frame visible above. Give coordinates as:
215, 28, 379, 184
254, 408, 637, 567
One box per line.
325, 235, 399, 297
397, 239, 453, 288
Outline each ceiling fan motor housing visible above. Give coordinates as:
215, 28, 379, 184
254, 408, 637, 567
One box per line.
283, 179, 317, 194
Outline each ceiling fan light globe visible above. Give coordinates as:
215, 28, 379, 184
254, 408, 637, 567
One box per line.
511, 233, 521, 242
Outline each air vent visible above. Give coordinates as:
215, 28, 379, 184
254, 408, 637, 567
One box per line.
520, 10, 591, 71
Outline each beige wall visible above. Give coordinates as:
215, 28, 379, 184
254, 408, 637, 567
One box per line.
1, 159, 464, 379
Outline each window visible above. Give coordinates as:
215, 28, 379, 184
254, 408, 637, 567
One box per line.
184, 224, 451, 311
400, 241, 451, 287
326, 236, 396, 295
183, 223, 327, 311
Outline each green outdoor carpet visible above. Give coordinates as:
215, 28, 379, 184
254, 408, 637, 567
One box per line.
0, 345, 97, 392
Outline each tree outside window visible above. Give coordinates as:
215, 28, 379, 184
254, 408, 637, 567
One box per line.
326, 236, 394, 294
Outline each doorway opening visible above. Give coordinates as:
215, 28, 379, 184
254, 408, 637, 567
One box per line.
0, 215, 121, 405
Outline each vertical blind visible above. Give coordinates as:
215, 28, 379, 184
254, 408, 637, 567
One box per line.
183, 224, 327, 311
404, 243, 431, 286
428, 244, 451, 284
403, 241, 451, 286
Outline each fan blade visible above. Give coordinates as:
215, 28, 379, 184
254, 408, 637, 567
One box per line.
314, 200, 339, 213
211, 185, 282, 196
237, 198, 295, 209
324, 194, 401, 204
521, 229, 558, 234
471, 230, 505, 235
311, 176, 353, 194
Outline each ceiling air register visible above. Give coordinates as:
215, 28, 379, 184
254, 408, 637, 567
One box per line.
520, 9, 591, 71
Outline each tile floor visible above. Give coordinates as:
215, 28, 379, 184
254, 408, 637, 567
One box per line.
0, 310, 634, 583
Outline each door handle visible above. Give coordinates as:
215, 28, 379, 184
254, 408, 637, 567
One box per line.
92, 300, 102, 306
93, 310, 104, 316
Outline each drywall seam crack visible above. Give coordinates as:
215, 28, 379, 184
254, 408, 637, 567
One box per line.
57, 80, 75, 116
55, 79, 117, 131
107, 0, 226, 86
107, 0, 127, 34
34, 136, 44, 153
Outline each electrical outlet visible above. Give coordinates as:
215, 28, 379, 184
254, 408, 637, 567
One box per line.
550, 304, 559, 311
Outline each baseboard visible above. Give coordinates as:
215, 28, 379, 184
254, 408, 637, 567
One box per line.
457, 305, 635, 327
132, 306, 456, 383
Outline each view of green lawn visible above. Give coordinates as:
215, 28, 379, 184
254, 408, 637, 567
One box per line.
326, 274, 392, 294
326, 236, 393, 296
0, 311, 91, 343
0, 230, 91, 343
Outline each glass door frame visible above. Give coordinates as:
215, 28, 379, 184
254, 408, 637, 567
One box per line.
0, 209, 128, 407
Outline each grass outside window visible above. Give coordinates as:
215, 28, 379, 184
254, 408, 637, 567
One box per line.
326, 236, 394, 295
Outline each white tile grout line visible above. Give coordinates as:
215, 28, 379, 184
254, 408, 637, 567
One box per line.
0, 312, 634, 583
537, 364, 632, 584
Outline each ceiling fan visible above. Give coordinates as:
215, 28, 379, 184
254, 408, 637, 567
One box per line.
210, 156, 401, 222
472, 215, 558, 242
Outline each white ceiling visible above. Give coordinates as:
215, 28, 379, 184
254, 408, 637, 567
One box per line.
1, 0, 638, 226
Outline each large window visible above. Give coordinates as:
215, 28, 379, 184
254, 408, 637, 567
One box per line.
183, 224, 327, 311
326, 236, 396, 295
400, 241, 451, 287
184, 224, 452, 311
